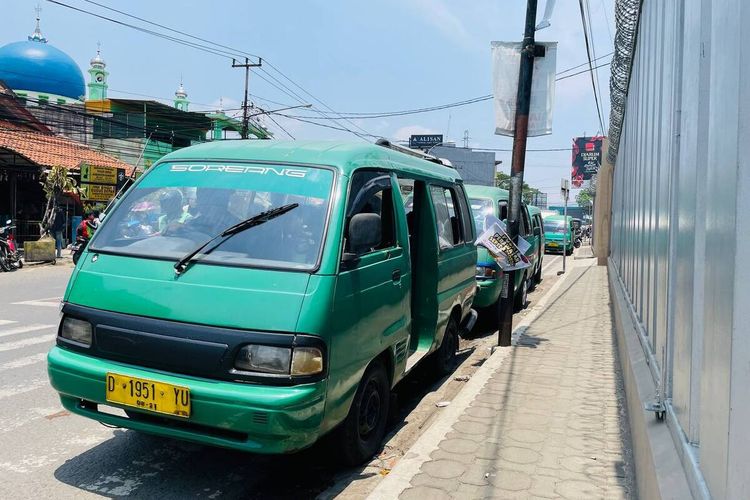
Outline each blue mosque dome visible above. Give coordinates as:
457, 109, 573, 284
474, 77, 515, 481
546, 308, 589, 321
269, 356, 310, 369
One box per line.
0, 22, 85, 101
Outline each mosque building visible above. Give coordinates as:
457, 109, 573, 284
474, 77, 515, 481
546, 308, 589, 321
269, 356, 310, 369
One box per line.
0, 12, 271, 167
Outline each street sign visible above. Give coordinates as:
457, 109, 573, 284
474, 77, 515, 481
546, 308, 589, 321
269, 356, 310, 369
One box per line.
561, 178, 570, 201
81, 164, 117, 185
571, 136, 604, 187
81, 183, 116, 201
409, 134, 443, 149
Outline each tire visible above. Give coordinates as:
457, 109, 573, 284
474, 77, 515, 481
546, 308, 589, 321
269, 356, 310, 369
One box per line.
431, 316, 459, 377
0, 248, 10, 272
338, 359, 390, 465
514, 277, 529, 312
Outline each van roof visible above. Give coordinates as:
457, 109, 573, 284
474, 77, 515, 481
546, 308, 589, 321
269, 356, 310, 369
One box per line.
157, 140, 462, 182
464, 184, 510, 200
544, 214, 572, 221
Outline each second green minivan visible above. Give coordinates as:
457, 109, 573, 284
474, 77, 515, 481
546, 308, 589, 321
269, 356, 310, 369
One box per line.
465, 185, 542, 317
47, 140, 478, 464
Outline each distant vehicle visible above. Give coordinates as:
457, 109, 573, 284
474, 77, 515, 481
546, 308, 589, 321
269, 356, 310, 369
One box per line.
543, 214, 575, 255
47, 140, 479, 465
464, 185, 542, 317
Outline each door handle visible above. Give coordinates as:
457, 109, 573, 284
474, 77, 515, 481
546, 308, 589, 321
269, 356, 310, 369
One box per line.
392, 269, 401, 282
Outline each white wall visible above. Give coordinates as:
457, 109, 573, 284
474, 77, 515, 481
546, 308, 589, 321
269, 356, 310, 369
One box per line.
610, 0, 750, 498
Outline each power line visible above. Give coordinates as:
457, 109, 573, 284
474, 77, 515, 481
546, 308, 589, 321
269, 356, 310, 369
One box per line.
50, 0, 372, 141
578, 0, 606, 134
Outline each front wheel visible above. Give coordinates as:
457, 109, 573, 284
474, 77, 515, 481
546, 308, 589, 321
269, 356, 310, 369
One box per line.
0, 248, 11, 272
338, 360, 390, 465
514, 277, 529, 312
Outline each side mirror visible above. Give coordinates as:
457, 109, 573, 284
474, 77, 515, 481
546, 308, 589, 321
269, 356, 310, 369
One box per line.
340, 252, 360, 270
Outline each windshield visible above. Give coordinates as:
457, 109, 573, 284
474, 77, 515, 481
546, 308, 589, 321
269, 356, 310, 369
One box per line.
469, 198, 496, 232
92, 162, 334, 271
544, 220, 567, 233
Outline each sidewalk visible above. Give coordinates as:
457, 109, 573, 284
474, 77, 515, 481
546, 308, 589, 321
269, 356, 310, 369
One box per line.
370, 260, 634, 499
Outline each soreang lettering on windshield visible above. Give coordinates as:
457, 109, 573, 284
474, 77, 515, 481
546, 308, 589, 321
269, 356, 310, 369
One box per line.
170, 165, 308, 178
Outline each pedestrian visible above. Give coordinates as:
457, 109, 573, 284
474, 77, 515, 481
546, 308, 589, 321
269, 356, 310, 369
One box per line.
76, 212, 97, 241
50, 207, 66, 258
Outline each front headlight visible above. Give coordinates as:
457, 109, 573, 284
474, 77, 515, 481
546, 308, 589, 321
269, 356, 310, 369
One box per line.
291, 347, 324, 375
235, 345, 291, 374
60, 317, 92, 346
234, 344, 324, 376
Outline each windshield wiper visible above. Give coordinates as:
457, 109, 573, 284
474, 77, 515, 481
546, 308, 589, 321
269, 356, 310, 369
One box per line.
174, 203, 299, 276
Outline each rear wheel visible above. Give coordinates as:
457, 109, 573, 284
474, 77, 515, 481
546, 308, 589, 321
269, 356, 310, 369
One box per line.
533, 256, 543, 285
338, 360, 390, 465
431, 316, 459, 377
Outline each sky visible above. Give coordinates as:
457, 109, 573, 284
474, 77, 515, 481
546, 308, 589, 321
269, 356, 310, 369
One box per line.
3, 0, 615, 205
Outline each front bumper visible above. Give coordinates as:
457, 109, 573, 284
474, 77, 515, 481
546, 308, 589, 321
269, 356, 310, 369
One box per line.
47, 346, 327, 454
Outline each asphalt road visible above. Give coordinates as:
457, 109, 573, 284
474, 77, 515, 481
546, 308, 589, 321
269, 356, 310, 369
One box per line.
0, 251, 570, 499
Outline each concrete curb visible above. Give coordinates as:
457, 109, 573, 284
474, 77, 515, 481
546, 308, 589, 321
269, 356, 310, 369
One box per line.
367, 269, 576, 499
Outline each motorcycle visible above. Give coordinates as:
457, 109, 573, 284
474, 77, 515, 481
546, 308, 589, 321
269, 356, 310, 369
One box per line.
71, 236, 88, 265
0, 220, 23, 271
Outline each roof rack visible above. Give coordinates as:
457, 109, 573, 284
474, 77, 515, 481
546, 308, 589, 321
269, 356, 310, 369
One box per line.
375, 139, 452, 167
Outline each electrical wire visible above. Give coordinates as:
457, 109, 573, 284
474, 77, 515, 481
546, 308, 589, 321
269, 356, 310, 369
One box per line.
52, 0, 372, 141
578, 0, 607, 134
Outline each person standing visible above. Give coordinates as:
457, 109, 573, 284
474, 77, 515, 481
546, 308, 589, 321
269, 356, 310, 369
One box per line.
50, 207, 66, 259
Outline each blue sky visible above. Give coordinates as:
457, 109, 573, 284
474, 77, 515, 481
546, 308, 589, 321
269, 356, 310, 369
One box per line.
4, 0, 614, 204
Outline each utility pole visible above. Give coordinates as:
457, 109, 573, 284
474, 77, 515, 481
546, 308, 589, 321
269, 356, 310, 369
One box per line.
498, 0, 543, 347
232, 57, 262, 139
561, 178, 569, 275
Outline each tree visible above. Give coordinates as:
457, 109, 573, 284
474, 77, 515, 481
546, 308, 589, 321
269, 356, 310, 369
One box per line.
40, 165, 79, 236
494, 172, 542, 205
575, 180, 597, 217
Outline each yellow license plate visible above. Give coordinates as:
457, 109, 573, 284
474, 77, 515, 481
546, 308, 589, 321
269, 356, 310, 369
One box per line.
548, 242, 558, 247
106, 373, 191, 418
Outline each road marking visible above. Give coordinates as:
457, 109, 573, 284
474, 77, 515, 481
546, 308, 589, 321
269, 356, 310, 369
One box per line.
0, 324, 55, 339
11, 298, 61, 308
542, 255, 562, 274
0, 320, 17, 326
0, 379, 49, 401
0, 353, 48, 372
0, 334, 56, 353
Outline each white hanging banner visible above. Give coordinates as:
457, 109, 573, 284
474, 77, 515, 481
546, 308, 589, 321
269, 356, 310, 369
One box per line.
491, 41, 557, 137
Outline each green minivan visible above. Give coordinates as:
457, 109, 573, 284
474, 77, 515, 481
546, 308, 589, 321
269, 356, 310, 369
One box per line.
47, 140, 478, 464
464, 185, 542, 316
543, 214, 574, 255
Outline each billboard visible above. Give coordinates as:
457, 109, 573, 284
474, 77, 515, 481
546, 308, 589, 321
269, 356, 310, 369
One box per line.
409, 134, 443, 150
571, 136, 604, 187
80, 164, 127, 201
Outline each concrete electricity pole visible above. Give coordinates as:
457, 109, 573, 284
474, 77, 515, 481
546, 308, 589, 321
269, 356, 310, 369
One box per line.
498, 0, 543, 347
232, 57, 262, 140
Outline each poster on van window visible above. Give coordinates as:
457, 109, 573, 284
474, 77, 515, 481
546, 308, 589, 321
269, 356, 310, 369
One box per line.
476, 216, 530, 271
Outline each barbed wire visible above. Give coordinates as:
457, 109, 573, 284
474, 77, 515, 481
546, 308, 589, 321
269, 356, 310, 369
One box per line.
607, 0, 643, 164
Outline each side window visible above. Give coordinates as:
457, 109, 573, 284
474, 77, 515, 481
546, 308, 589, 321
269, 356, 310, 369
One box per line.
429, 185, 463, 250
455, 185, 474, 243
344, 171, 396, 256
520, 206, 532, 237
